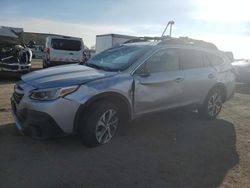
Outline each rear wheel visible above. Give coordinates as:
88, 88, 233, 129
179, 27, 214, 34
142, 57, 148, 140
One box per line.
199, 88, 224, 119
79, 102, 119, 147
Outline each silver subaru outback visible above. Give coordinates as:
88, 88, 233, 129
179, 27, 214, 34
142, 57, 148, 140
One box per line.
11, 38, 235, 147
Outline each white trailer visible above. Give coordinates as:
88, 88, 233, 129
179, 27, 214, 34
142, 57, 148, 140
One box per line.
95, 34, 137, 54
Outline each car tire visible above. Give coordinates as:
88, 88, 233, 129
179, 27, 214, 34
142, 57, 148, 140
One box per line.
42, 61, 47, 68
198, 87, 224, 120
79, 102, 120, 147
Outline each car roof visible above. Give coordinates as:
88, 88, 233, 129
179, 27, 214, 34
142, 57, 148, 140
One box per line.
122, 41, 160, 46
47, 35, 82, 41
122, 37, 220, 52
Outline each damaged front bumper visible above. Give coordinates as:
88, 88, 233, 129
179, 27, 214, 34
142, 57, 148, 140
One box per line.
10, 96, 65, 137
0, 61, 31, 72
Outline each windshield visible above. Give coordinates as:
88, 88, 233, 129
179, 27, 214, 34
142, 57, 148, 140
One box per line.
86, 45, 149, 71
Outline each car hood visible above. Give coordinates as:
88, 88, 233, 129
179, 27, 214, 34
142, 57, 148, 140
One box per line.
22, 64, 117, 89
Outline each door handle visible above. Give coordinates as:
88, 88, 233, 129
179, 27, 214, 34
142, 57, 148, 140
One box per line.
138, 72, 150, 78
69, 53, 74, 55
208, 73, 214, 79
175, 77, 184, 83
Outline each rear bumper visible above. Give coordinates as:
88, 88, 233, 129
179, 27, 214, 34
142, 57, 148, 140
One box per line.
227, 88, 235, 100
226, 80, 236, 101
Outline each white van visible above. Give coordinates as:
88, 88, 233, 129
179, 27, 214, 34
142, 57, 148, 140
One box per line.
43, 36, 84, 68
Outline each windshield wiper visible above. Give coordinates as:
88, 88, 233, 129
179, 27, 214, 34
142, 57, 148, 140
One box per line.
85, 63, 102, 70
86, 62, 118, 71
85, 62, 121, 72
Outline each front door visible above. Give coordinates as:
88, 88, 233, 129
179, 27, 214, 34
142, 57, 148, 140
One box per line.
133, 48, 184, 116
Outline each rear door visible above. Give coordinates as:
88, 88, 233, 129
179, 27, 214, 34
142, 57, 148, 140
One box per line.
133, 48, 184, 116
180, 48, 217, 105
50, 38, 83, 63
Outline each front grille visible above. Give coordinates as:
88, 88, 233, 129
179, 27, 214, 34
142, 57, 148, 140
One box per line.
1, 56, 18, 64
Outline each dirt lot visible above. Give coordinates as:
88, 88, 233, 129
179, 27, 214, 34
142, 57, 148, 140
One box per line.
0, 60, 250, 188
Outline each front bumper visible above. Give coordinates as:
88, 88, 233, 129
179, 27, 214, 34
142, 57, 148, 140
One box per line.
10, 94, 80, 135
11, 102, 63, 137
0, 62, 31, 72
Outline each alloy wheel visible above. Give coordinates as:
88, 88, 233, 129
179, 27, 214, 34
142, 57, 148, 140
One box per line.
207, 91, 222, 117
95, 109, 119, 144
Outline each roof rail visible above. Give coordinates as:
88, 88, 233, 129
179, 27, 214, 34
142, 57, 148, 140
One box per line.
123, 36, 218, 50
123, 36, 171, 44
158, 37, 218, 50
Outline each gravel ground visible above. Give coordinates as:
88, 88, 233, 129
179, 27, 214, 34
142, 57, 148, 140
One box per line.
0, 59, 249, 188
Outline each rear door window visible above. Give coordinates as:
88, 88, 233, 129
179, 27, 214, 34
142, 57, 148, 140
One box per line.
179, 49, 203, 69
51, 39, 81, 51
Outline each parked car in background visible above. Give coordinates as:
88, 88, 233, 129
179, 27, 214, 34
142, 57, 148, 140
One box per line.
224, 51, 234, 62
11, 37, 235, 147
0, 26, 32, 72
232, 60, 250, 83
30, 45, 44, 59
43, 36, 84, 68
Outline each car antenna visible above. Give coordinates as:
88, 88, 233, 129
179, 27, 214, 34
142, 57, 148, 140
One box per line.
161, 20, 175, 38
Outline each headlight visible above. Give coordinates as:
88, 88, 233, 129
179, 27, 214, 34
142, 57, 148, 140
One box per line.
30, 86, 78, 100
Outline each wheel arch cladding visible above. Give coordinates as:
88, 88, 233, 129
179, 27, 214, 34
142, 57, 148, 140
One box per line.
73, 92, 132, 132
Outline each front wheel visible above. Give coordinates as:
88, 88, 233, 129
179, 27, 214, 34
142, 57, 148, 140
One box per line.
79, 102, 119, 147
198, 88, 223, 119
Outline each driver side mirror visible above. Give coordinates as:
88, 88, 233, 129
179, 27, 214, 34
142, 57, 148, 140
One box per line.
139, 70, 150, 77
134, 64, 150, 77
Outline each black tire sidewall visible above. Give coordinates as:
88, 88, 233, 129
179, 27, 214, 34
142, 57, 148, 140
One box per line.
79, 102, 119, 147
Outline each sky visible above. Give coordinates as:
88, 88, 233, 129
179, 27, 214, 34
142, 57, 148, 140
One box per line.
0, 0, 249, 59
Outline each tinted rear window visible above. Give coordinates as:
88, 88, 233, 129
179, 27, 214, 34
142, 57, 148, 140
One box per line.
51, 39, 81, 51
207, 53, 224, 66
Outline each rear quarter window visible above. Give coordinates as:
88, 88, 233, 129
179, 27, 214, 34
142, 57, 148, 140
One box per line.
207, 53, 224, 66
51, 39, 82, 51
